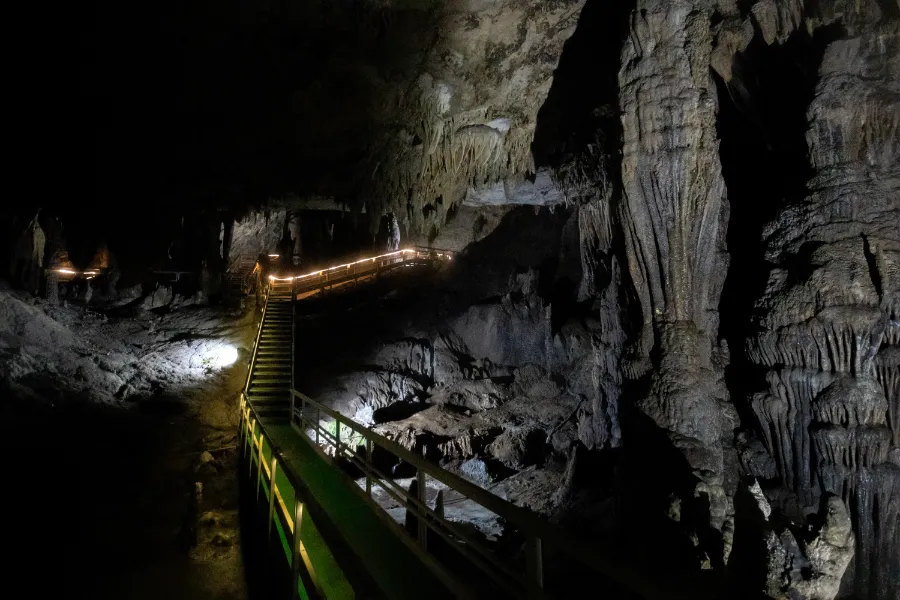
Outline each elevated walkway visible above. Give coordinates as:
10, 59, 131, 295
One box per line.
239, 247, 715, 600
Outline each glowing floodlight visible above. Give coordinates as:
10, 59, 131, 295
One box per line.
208, 344, 239, 368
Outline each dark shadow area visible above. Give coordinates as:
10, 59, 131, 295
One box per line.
615, 409, 727, 596
715, 24, 841, 420
4, 399, 232, 599
372, 400, 430, 424
725, 478, 779, 598
532, 0, 634, 172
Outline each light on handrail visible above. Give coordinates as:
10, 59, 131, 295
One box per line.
268, 248, 438, 282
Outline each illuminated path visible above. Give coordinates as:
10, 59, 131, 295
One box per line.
238, 248, 715, 600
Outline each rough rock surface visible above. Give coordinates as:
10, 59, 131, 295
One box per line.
742, 8, 900, 598
336, 1, 898, 596
0, 283, 252, 406
228, 209, 286, 268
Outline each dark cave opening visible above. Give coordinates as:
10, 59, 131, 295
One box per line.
715, 25, 840, 414
532, 0, 632, 171
531, 0, 634, 337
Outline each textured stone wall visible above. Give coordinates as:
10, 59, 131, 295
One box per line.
746, 16, 900, 598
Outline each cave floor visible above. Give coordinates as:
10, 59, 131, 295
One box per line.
35, 371, 250, 600
2, 287, 253, 600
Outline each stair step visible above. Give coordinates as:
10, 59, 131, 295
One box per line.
250, 386, 291, 393
254, 406, 290, 414
248, 391, 289, 398
249, 397, 291, 404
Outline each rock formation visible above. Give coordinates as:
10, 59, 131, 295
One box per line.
330, 1, 899, 596
6, 0, 897, 597
744, 8, 900, 597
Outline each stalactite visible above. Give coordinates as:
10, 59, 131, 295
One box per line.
745, 21, 900, 598
874, 347, 900, 446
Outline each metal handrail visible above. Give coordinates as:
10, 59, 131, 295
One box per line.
414, 245, 458, 257
291, 390, 543, 598
314, 423, 530, 595
290, 390, 717, 600
290, 277, 297, 418
269, 247, 451, 283
243, 281, 271, 394
242, 247, 715, 600
241, 388, 473, 599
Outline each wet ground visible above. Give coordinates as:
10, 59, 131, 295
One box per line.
4, 305, 253, 600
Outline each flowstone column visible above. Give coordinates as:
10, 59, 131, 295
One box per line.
617, 0, 733, 559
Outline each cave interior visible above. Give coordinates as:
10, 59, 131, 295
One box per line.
4, 1, 898, 599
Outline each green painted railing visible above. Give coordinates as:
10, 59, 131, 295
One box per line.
240, 247, 718, 600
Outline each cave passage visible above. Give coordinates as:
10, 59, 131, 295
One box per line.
715, 25, 838, 408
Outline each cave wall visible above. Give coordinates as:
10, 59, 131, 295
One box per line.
744, 13, 900, 598
357, 3, 898, 594
358, 0, 586, 236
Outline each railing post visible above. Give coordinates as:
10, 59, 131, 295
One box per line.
248, 420, 256, 478
365, 438, 373, 496
238, 396, 245, 446
526, 536, 544, 596
267, 458, 278, 540
315, 408, 320, 445
256, 435, 264, 500
417, 469, 427, 550
335, 420, 342, 457
290, 497, 304, 600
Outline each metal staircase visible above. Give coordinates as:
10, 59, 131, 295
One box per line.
226, 258, 257, 297
238, 248, 711, 600
245, 279, 294, 422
